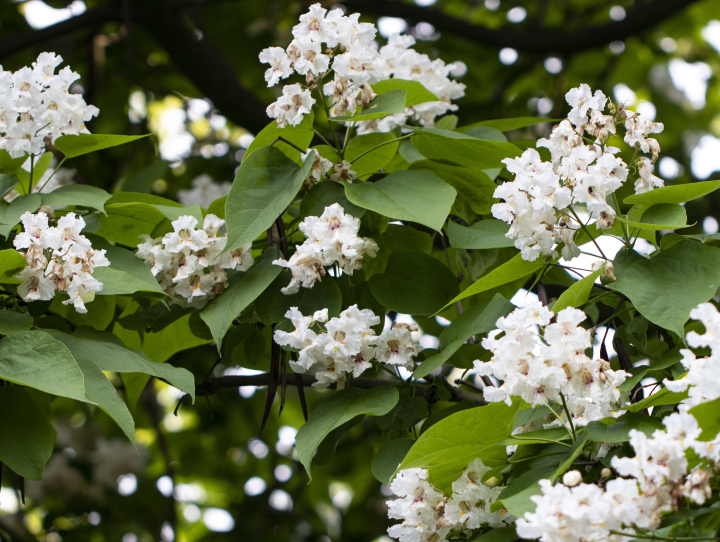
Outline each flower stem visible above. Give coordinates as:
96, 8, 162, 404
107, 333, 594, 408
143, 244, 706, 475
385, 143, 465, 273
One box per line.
569, 206, 608, 260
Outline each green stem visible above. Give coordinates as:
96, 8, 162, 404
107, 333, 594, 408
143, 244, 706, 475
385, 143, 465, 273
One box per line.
27, 154, 35, 195
569, 206, 608, 260
545, 401, 575, 442
35, 157, 66, 194
312, 129, 334, 150
559, 392, 577, 441
610, 193, 631, 247
349, 133, 412, 164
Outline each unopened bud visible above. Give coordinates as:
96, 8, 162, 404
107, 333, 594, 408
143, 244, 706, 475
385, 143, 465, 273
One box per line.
601, 467, 612, 478
562, 470, 583, 487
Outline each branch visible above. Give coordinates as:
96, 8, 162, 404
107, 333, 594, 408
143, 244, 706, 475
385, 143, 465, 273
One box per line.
343, 0, 698, 54
196, 372, 486, 405
0, 1, 269, 133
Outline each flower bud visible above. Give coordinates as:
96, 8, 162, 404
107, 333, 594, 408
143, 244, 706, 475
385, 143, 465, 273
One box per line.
600, 467, 612, 478
562, 470, 583, 487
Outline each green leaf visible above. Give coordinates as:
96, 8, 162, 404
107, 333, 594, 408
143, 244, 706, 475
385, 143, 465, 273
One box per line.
552, 266, 604, 313
551, 430, 590, 482
609, 241, 720, 336
616, 203, 690, 231
414, 293, 514, 378
586, 413, 664, 443
0, 310, 33, 335
329, 90, 407, 122
498, 427, 572, 446
40, 185, 112, 213
0, 174, 20, 198
0, 249, 28, 282
344, 170, 456, 231
497, 466, 556, 517
471, 526, 518, 542
445, 253, 545, 309
245, 113, 315, 163
299, 180, 366, 220
398, 402, 518, 492
372, 438, 415, 484
95, 203, 167, 247
624, 180, 720, 206
62, 328, 195, 402
0, 330, 86, 402
44, 330, 137, 442
224, 147, 314, 254
0, 150, 26, 174
200, 251, 283, 350
410, 127, 521, 169
372, 79, 439, 107
346, 133, 399, 177
369, 250, 459, 315
119, 160, 169, 193
469, 118, 556, 132
409, 161, 498, 215
689, 397, 720, 440
362, 224, 432, 278
622, 388, 689, 412
0, 386, 56, 480
446, 220, 515, 250
0, 194, 42, 239
54, 134, 151, 159
16, 152, 53, 191
295, 386, 399, 480
88, 236, 166, 296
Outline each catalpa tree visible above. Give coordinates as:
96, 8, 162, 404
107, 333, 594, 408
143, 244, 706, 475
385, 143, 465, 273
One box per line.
1, 3, 720, 542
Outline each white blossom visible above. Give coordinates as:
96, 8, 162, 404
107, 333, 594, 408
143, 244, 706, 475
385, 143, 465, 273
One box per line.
0, 53, 99, 158
266, 84, 315, 128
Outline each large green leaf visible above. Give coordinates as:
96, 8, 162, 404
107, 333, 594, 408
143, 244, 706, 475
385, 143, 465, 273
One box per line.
299, 181, 366, 220
616, 203, 690, 231
414, 293, 514, 378
88, 236, 166, 296
622, 388, 688, 412
468, 118, 556, 132
0, 387, 56, 480
446, 220, 515, 250
410, 127, 521, 169
363, 224, 432, 277
0, 330, 86, 402
295, 386, 399, 480
65, 327, 195, 401
690, 397, 720, 441
371, 79, 439, 107
445, 253, 545, 309
497, 466, 556, 517
369, 250, 459, 315
346, 133, 399, 177
244, 111, 315, 163
409, 161, 498, 215
95, 203, 168, 247
609, 241, 720, 336
49, 295, 116, 331
0, 194, 41, 238
372, 438, 415, 484
255, 273, 343, 325
40, 185, 112, 213
224, 147, 314, 254
397, 402, 518, 493
329, 90, 407, 122
200, 251, 283, 350
0, 174, 20, 198
344, 170, 456, 231
586, 413, 664, 443
0, 248, 27, 282
45, 330, 137, 442
0, 150, 26, 174
624, 180, 720, 206
552, 266, 604, 313
0, 310, 33, 335
54, 134, 151, 159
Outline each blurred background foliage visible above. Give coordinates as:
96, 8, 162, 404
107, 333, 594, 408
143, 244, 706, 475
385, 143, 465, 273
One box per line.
1, 0, 720, 540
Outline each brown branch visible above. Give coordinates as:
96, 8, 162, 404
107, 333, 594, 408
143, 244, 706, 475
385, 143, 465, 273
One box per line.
196, 372, 486, 405
342, 0, 698, 54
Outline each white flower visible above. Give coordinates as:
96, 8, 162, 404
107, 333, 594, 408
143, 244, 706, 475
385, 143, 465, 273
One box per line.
301, 150, 333, 185
329, 160, 356, 183
374, 325, 422, 371
162, 215, 209, 253
16, 267, 55, 301
266, 84, 315, 128
258, 47, 293, 87
624, 111, 664, 157
635, 157, 664, 194
565, 84, 607, 128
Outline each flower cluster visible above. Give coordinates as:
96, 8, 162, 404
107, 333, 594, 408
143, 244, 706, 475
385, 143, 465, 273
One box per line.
260, 4, 464, 128
272, 203, 377, 294
492, 84, 665, 262
13, 211, 109, 313
387, 459, 513, 542
177, 174, 231, 209
136, 214, 253, 307
474, 302, 628, 426
0, 52, 99, 158
273, 305, 421, 388
663, 302, 720, 407
519, 409, 720, 542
